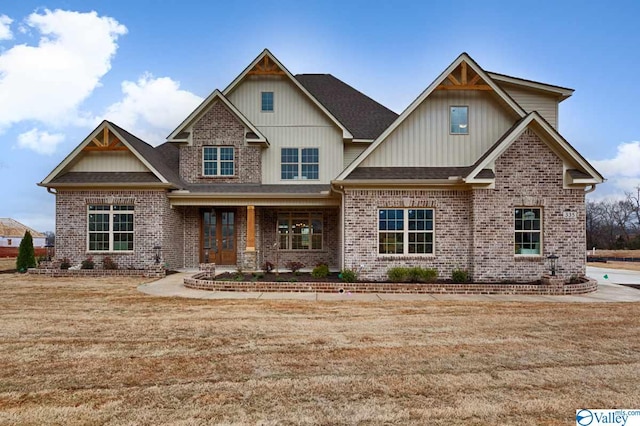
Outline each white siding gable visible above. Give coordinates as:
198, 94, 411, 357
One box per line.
68, 151, 150, 173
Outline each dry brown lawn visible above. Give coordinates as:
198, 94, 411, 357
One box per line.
0, 274, 639, 425
588, 249, 640, 258
0, 258, 15, 272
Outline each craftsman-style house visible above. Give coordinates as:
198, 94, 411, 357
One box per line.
40, 50, 603, 281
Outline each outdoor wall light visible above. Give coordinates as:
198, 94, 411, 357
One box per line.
547, 254, 559, 276
153, 245, 162, 264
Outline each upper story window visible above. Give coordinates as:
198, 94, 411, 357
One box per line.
261, 91, 274, 112
515, 208, 542, 255
203, 146, 234, 177
281, 148, 319, 180
450, 106, 468, 134
88, 205, 134, 252
378, 208, 434, 255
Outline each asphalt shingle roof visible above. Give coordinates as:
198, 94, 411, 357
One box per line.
295, 74, 398, 140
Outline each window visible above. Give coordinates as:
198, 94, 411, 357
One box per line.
450, 106, 468, 134
378, 209, 434, 255
261, 91, 274, 112
277, 212, 323, 250
88, 205, 134, 252
203, 146, 234, 176
7, 239, 11, 246
281, 148, 319, 180
515, 208, 542, 255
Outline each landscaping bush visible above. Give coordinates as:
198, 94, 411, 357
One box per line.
59, 258, 71, 270
339, 268, 357, 283
286, 261, 305, 274
252, 272, 264, 280
16, 231, 36, 272
102, 256, 118, 270
311, 263, 330, 278
387, 267, 409, 282
81, 257, 95, 270
388, 266, 438, 283
451, 268, 469, 283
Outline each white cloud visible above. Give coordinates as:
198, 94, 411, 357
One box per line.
0, 9, 127, 131
17, 128, 65, 155
103, 73, 203, 145
0, 15, 13, 40
590, 141, 640, 195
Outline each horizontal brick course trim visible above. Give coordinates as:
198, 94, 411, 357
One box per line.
28, 267, 165, 278
184, 273, 597, 295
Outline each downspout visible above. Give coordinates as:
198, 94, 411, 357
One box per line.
332, 184, 346, 271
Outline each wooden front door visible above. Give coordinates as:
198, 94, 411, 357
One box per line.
201, 209, 237, 265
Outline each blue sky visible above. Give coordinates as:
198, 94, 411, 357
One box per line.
1, 0, 639, 232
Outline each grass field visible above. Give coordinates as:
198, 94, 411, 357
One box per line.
0, 258, 15, 272
0, 274, 639, 425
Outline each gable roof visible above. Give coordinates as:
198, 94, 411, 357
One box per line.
166, 89, 268, 144
40, 121, 175, 188
336, 52, 527, 180
222, 49, 354, 140
0, 218, 45, 238
295, 74, 398, 140
464, 111, 603, 183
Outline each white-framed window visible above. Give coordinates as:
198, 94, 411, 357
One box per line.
281, 148, 319, 180
261, 91, 274, 112
450, 106, 468, 134
88, 205, 134, 252
515, 208, 542, 255
277, 212, 323, 250
203, 146, 234, 176
378, 208, 434, 255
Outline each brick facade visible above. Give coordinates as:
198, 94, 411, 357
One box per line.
179, 101, 261, 184
343, 128, 586, 283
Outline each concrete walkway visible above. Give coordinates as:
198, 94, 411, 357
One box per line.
137, 266, 640, 302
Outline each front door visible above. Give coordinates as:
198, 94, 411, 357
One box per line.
201, 209, 237, 265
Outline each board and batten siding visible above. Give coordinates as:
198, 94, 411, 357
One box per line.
228, 75, 344, 184
499, 84, 558, 128
343, 143, 368, 168
69, 151, 149, 172
361, 90, 516, 167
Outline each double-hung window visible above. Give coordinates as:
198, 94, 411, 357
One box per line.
450, 106, 468, 134
281, 148, 319, 180
277, 212, 323, 250
203, 146, 234, 176
515, 208, 542, 255
261, 92, 274, 112
378, 208, 434, 255
88, 205, 134, 252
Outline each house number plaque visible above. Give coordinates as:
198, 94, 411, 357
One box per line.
563, 211, 578, 219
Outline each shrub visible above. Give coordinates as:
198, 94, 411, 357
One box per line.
451, 268, 469, 283
286, 261, 305, 274
81, 257, 95, 270
102, 256, 118, 270
312, 263, 330, 278
252, 272, 264, 279
16, 231, 36, 272
59, 258, 71, 270
339, 268, 357, 283
417, 267, 438, 283
388, 267, 409, 282
262, 261, 274, 273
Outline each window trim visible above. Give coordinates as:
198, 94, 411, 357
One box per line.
202, 146, 235, 177
277, 212, 323, 251
514, 207, 543, 256
280, 147, 319, 181
450, 105, 469, 135
87, 205, 134, 253
378, 208, 435, 256
261, 91, 274, 112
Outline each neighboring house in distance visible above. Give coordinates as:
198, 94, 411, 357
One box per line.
39, 50, 603, 281
0, 218, 46, 248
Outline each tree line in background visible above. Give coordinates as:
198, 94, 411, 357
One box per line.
586, 187, 640, 250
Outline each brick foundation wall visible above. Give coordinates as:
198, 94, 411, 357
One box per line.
55, 190, 170, 269
179, 101, 261, 184
343, 190, 471, 281
471, 129, 586, 281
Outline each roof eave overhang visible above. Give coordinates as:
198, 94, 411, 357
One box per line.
38, 182, 175, 190
487, 72, 574, 101
332, 179, 466, 188
168, 191, 339, 207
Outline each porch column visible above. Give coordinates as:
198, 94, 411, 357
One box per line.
246, 205, 256, 251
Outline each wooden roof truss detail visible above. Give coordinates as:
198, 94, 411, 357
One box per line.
247, 55, 285, 76
437, 61, 492, 91
83, 127, 129, 151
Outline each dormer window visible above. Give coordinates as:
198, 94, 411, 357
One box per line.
450, 106, 468, 134
261, 92, 274, 112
